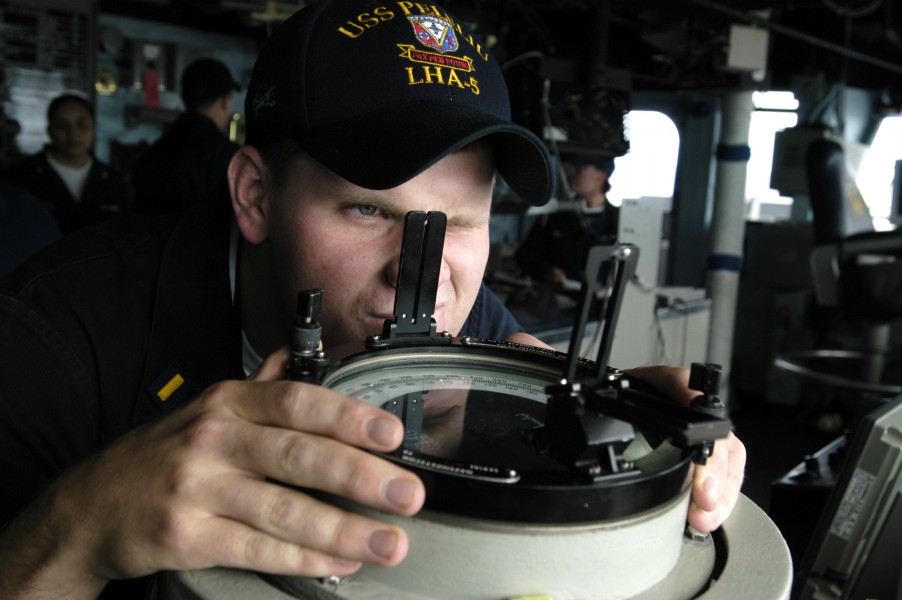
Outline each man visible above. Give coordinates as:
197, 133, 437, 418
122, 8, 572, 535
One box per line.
0, 1, 745, 598
1, 94, 134, 234
131, 57, 241, 214
516, 155, 618, 284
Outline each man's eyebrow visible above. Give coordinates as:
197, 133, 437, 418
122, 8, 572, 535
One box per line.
447, 212, 490, 229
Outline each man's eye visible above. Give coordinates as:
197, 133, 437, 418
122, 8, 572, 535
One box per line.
355, 204, 379, 216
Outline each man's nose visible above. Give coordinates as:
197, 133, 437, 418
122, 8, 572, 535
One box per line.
385, 248, 402, 289
383, 234, 450, 291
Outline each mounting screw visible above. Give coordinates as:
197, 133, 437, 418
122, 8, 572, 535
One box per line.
689, 363, 726, 418
290, 289, 324, 354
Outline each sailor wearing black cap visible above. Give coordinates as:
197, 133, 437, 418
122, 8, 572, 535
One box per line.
516, 155, 619, 284
0, 1, 745, 597
132, 56, 242, 215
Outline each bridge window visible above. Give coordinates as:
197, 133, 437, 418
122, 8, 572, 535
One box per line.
856, 115, 902, 230
606, 110, 679, 208
746, 92, 799, 221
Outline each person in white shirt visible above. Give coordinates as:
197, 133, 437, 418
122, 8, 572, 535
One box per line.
0, 93, 133, 234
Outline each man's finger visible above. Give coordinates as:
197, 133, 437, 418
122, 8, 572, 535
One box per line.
687, 432, 745, 533
200, 379, 406, 454
248, 347, 291, 381
199, 473, 411, 568
173, 513, 370, 576
206, 417, 424, 516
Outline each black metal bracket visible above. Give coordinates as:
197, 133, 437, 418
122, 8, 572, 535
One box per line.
538, 243, 733, 474
368, 211, 452, 349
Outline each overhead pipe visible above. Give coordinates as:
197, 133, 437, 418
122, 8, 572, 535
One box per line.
680, 0, 902, 78
706, 90, 754, 406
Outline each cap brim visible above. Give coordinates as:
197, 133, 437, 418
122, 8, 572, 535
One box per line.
299, 100, 555, 206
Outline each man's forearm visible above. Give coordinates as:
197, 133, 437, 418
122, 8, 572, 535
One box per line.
0, 471, 108, 600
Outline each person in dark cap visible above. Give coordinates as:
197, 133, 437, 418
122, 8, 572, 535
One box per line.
516, 155, 619, 284
0, 1, 745, 597
131, 56, 241, 215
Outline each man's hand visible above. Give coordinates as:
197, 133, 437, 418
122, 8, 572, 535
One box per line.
0, 348, 425, 599
547, 266, 568, 284
624, 365, 746, 533
90, 347, 427, 578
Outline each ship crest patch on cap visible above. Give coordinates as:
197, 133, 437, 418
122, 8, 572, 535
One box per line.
408, 14, 458, 53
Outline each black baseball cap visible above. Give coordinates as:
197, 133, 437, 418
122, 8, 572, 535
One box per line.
245, 0, 555, 206
571, 156, 615, 175
181, 57, 241, 103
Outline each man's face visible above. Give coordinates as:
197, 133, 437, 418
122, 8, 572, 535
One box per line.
47, 100, 94, 163
266, 148, 495, 348
569, 163, 605, 198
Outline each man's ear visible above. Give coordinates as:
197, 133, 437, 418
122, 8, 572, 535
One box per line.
228, 146, 270, 244
219, 92, 234, 116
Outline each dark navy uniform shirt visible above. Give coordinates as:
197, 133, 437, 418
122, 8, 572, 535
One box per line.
1, 150, 134, 234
